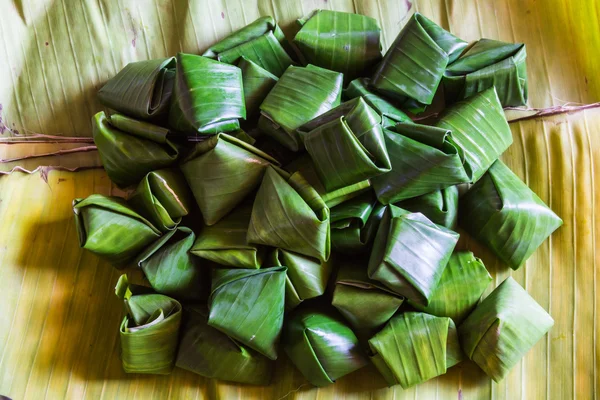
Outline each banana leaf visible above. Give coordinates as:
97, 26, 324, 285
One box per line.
371, 124, 469, 204
115, 275, 182, 374
267, 248, 331, 311
208, 266, 287, 360
446, 319, 465, 368
283, 307, 368, 387
370, 13, 467, 111
259, 64, 344, 152
92, 112, 179, 188
128, 168, 193, 232
238, 57, 278, 117
409, 251, 492, 324
232, 129, 257, 145
136, 226, 205, 300
394, 185, 459, 230
459, 160, 563, 270
368, 205, 459, 305
97, 57, 176, 120
190, 204, 264, 269
435, 87, 513, 183
247, 166, 331, 261
175, 305, 273, 385
343, 77, 413, 128
444, 39, 527, 107
179, 132, 279, 226
73, 194, 161, 265
168, 53, 245, 134
459, 277, 554, 382
297, 97, 391, 191
293, 10, 382, 81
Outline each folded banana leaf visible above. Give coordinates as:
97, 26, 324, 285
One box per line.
409, 251, 492, 323
371, 124, 469, 204
208, 266, 287, 360
368, 205, 459, 305
115, 275, 182, 374
368, 312, 456, 388
283, 307, 368, 387
435, 87, 513, 183
459, 160, 563, 270
248, 166, 331, 261
446, 319, 465, 368
97, 57, 175, 120
330, 192, 386, 253
267, 248, 331, 311
129, 168, 193, 232
175, 305, 273, 385
259, 64, 344, 151
444, 39, 527, 106
73, 194, 161, 265
136, 226, 205, 300
395, 185, 459, 230
168, 53, 245, 134
203, 16, 293, 77
370, 13, 467, 111
190, 204, 264, 269
343, 77, 413, 128
293, 10, 382, 80
297, 97, 391, 191
179, 133, 279, 226
459, 277, 554, 382
232, 129, 257, 145
92, 112, 179, 188
238, 57, 278, 117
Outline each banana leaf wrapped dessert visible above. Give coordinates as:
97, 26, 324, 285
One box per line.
176, 305, 273, 385
208, 266, 287, 360
444, 39, 527, 107
368, 205, 459, 305
73, 194, 161, 265
459, 277, 554, 381
283, 307, 368, 387
169, 53, 245, 134
395, 185, 459, 230
370, 13, 467, 111
459, 160, 563, 269
293, 10, 382, 80
247, 166, 331, 261
259, 65, 343, 151
98, 57, 175, 120
238, 57, 278, 117
129, 168, 193, 232
179, 133, 279, 226
298, 97, 391, 191
115, 275, 182, 374
92, 112, 179, 188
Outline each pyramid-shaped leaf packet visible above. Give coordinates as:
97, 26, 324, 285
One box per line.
371, 124, 469, 204
169, 53, 245, 134
409, 251, 492, 323
92, 112, 179, 188
98, 57, 175, 120
259, 64, 343, 151
435, 87, 513, 183
444, 39, 527, 107
283, 307, 368, 387
298, 97, 391, 191
370, 13, 467, 111
191, 204, 264, 269
208, 266, 286, 360
293, 10, 382, 80
247, 166, 331, 261
73, 194, 161, 265
129, 168, 193, 232
459, 160, 563, 269
395, 185, 459, 229
238, 57, 278, 117
115, 275, 182, 374
368, 205, 459, 305
267, 248, 331, 310
176, 306, 273, 385
179, 133, 279, 226
459, 277, 554, 382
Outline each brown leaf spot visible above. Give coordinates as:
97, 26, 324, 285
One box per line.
45, 41, 49, 46
57, 178, 67, 184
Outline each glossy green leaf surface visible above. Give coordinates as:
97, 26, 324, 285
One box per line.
238, 57, 278, 117
395, 185, 459, 229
